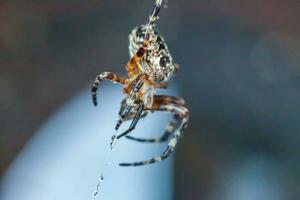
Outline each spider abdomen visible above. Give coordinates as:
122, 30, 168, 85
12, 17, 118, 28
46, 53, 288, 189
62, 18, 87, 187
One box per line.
128, 25, 175, 83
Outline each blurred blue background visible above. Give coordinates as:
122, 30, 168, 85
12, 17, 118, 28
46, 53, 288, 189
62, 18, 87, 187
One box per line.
0, 0, 300, 199
1, 86, 174, 200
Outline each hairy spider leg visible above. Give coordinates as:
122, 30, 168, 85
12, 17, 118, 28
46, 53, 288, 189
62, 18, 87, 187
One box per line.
119, 100, 189, 166
115, 76, 145, 131
115, 105, 133, 131
118, 98, 148, 118
126, 114, 179, 143
91, 72, 127, 106
147, 0, 162, 28
125, 95, 186, 143
116, 103, 144, 139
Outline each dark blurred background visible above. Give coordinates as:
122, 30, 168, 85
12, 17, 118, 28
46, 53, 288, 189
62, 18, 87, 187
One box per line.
1, 0, 300, 199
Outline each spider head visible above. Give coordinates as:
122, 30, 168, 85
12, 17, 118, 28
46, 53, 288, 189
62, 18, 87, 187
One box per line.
129, 25, 176, 84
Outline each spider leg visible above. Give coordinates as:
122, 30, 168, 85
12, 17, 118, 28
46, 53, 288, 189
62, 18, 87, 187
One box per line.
115, 108, 147, 132
173, 63, 180, 73
140, 111, 148, 119
153, 82, 168, 89
125, 114, 179, 143
147, 0, 162, 27
119, 100, 189, 167
115, 76, 145, 131
115, 105, 132, 131
152, 95, 186, 107
91, 72, 127, 106
116, 104, 144, 139
125, 95, 185, 143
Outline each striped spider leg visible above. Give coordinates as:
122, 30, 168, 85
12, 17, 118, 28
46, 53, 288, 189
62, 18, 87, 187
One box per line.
126, 95, 185, 143
91, 72, 128, 106
119, 95, 189, 166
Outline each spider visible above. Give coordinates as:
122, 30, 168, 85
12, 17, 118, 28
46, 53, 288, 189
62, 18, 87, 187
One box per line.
91, 0, 189, 167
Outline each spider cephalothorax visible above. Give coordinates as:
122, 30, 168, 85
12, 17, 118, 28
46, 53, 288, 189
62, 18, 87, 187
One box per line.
129, 25, 176, 83
91, 0, 189, 167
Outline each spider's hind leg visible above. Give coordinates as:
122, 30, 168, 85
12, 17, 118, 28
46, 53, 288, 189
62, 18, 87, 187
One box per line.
125, 95, 185, 144
119, 96, 189, 167
125, 114, 179, 143
91, 72, 127, 106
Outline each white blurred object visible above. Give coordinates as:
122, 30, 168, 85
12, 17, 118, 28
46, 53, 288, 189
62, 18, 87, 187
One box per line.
1, 85, 176, 200
213, 154, 286, 200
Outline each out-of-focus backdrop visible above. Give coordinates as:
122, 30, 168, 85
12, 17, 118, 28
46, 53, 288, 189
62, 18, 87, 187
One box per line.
1, 0, 300, 199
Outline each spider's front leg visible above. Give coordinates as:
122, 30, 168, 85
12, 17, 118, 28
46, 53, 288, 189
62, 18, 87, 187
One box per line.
119, 96, 189, 166
116, 103, 144, 139
91, 72, 127, 106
